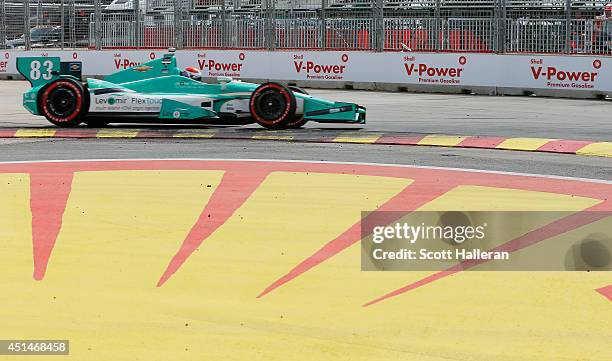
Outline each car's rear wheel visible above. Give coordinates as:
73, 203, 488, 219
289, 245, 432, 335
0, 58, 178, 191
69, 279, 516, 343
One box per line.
250, 82, 296, 129
38, 79, 88, 127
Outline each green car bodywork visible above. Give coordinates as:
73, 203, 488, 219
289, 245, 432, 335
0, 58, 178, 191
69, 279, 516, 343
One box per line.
18, 52, 366, 128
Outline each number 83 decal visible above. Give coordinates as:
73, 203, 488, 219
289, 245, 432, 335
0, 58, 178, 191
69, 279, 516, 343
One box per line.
30, 60, 53, 81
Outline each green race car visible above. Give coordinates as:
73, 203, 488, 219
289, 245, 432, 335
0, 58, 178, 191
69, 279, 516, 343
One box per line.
17, 50, 366, 129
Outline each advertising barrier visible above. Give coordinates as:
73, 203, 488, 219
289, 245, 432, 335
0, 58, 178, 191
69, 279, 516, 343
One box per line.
1, 50, 611, 95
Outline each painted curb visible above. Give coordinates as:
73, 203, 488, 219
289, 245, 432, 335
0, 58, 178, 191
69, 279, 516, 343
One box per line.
0, 128, 610, 157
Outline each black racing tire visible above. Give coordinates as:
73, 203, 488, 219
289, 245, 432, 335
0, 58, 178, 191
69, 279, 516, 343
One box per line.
38, 79, 88, 127
288, 86, 309, 95
285, 86, 309, 128
284, 115, 308, 129
249, 82, 296, 129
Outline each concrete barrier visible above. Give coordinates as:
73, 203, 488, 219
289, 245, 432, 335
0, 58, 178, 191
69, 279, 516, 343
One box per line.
1, 50, 610, 99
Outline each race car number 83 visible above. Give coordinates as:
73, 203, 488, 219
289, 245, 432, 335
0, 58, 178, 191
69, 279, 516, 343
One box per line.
30, 60, 53, 81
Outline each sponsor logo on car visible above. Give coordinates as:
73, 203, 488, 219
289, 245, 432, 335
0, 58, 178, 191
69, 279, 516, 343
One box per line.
95, 97, 126, 105
133, 65, 153, 73
92, 94, 163, 112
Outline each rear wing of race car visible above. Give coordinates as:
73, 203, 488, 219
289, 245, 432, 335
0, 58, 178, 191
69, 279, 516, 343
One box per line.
16, 57, 82, 88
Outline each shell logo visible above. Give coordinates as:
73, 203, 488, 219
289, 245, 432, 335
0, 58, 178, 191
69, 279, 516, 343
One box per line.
1, 159, 610, 360
593, 59, 602, 69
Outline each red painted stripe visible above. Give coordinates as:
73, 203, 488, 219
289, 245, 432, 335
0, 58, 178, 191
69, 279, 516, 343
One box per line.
54, 129, 99, 138
0, 160, 607, 293
157, 168, 270, 286
596, 284, 612, 301
458, 136, 506, 148
364, 205, 611, 307
30, 172, 74, 281
537, 140, 594, 154
0, 160, 608, 200
0, 129, 17, 137
375, 135, 426, 145
257, 180, 457, 298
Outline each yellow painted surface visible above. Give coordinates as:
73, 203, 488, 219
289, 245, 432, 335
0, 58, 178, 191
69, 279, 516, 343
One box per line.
419, 185, 599, 211
252, 134, 295, 141
14, 129, 57, 137
173, 130, 218, 138
95, 129, 140, 138
0, 172, 610, 361
496, 137, 553, 151
418, 135, 467, 147
333, 132, 382, 144
576, 142, 612, 157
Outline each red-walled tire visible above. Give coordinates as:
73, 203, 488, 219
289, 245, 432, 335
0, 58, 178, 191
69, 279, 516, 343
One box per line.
249, 82, 296, 129
285, 115, 308, 129
285, 86, 308, 128
38, 79, 88, 127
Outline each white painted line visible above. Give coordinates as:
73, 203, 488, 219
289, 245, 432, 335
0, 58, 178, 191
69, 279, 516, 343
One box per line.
0, 158, 609, 184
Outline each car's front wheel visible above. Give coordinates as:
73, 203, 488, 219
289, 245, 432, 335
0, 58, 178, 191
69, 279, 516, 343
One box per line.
38, 79, 88, 127
284, 115, 308, 129
249, 82, 296, 129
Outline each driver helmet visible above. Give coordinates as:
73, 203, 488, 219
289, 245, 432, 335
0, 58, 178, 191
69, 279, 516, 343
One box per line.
605, 3, 612, 17
184, 66, 202, 81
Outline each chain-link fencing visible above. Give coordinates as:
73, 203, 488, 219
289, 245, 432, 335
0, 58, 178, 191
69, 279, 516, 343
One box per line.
1, 0, 611, 54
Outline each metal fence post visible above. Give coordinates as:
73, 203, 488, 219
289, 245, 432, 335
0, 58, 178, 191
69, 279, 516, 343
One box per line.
94, 0, 101, 50
493, 0, 501, 53
499, 0, 507, 53
320, 0, 327, 49
265, 0, 275, 50
60, 0, 65, 49
67, 0, 75, 48
174, 0, 182, 49
220, 0, 227, 48
374, 0, 384, 52
134, 0, 140, 48
564, 0, 571, 53
0, 0, 6, 49
36, 0, 41, 27
24, 0, 31, 50
434, 0, 441, 51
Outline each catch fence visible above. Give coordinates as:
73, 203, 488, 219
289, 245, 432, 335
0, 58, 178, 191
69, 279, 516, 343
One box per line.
0, 0, 611, 55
